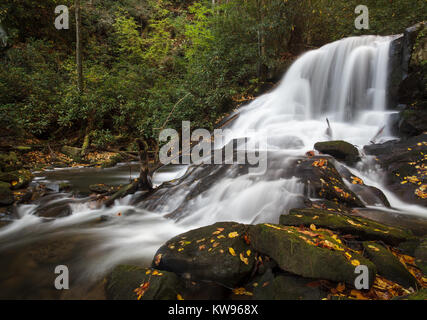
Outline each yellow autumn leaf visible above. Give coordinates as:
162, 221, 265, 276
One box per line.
228, 232, 239, 238
246, 250, 251, 257
229, 247, 236, 256
310, 224, 317, 231
368, 245, 380, 252
351, 259, 360, 266
240, 253, 249, 265
177, 294, 184, 300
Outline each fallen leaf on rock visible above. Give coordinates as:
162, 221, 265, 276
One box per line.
232, 288, 253, 296
351, 259, 360, 266
134, 282, 150, 300
228, 232, 239, 238
229, 247, 236, 256
154, 254, 162, 266
240, 253, 249, 265
368, 245, 380, 252
177, 294, 184, 300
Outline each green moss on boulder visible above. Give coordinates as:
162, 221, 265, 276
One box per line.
106, 265, 185, 300
280, 208, 416, 246
152, 222, 255, 288
248, 223, 376, 287
314, 141, 360, 165
363, 241, 417, 289
250, 269, 328, 300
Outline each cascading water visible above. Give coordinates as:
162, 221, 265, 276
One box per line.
0, 35, 426, 297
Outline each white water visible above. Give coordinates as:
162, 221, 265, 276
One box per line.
1, 35, 426, 282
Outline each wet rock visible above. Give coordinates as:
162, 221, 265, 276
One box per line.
293, 157, 365, 208
35, 197, 74, 218
106, 265, 185, 300
363, 242, 417, 289
414, 236, 427, 274
280, 208, 416, 246
249, 269, 328, 300
334, 165, 390, 208
364, 134, 427, 206
152, 222, 255, 288
248, 223, 376, 287
37, 203, 72, 218
0, 181, 14, 206
314, 141, 360, 165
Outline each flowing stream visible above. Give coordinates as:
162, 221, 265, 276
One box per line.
1, 35, 426, 299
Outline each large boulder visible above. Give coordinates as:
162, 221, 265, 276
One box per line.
280, 208, 416, 246
363, 242, 417, 289
248, 223, 376, 287
314, 141, 360, 165
106, 265, 185, 300
152, 222, 255, 288
0, 181, 13, 206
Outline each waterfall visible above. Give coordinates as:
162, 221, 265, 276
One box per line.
2, 35, 424, 283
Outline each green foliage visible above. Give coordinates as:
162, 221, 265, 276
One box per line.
0, 0, 426, 146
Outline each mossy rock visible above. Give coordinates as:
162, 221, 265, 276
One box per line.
280, 208, 415, 246
363, 242, 417, 289
152, 222, 255, 288
0, 170, 33, 190
0, 181, 14, 206
414, 236, 427, 274
106, 265, 185, 300
0, 152, 21, 172
314, 141, 360, 165
248, 223, 376, 288
249, 269, 328, 300
294, 157, 364, 208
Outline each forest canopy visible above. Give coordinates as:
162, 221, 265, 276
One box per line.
0, 0, 426, 150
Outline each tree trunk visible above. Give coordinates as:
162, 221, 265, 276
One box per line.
136, 138, 153, 190
75, 0, 83, 94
